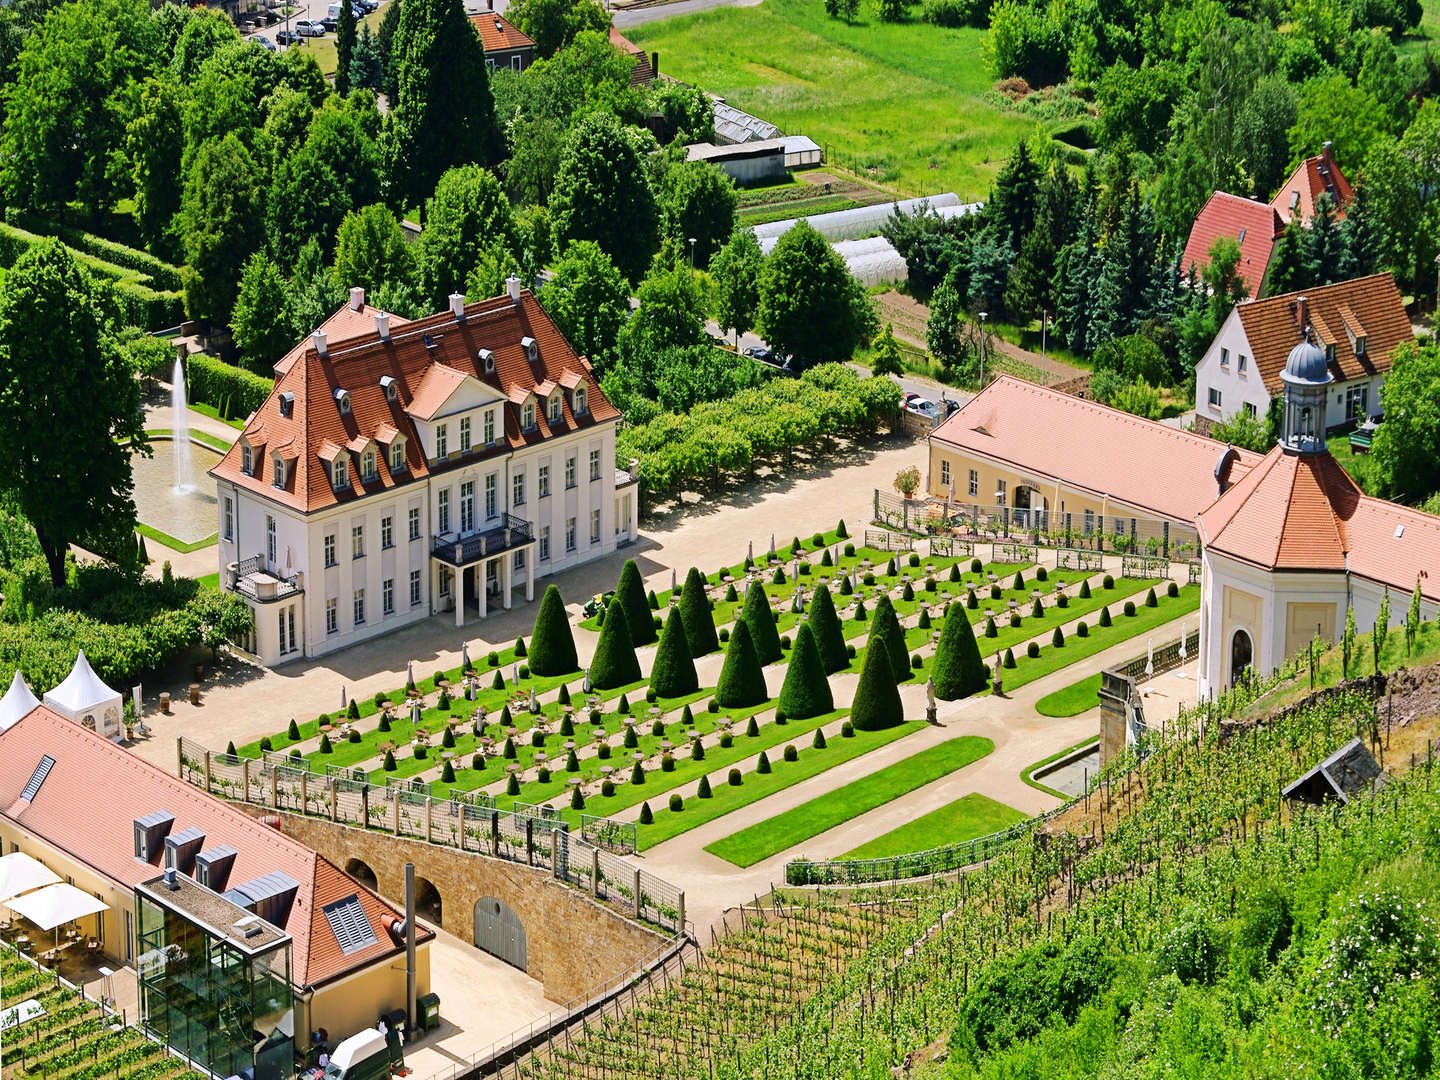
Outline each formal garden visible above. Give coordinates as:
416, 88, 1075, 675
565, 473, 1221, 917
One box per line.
198, 518, 1200, 861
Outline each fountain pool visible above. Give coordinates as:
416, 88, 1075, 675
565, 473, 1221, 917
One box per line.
133, 440, 224, 545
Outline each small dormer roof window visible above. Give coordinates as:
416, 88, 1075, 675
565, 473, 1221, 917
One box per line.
521, 336, 538, 362
272, 454, 286, 488
380, 375, 397, 402
1355, 335, 1367, 356
241, 443, 253, 475
574, 384, 588, 414
332, 456, 349, 489
1290, 190, 1301, 211
479, 348, 495, 374
334, 388, 352, 415
279, 391, 295, 417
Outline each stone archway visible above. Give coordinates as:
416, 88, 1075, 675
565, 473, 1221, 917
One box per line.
1229, 629, 1253, 688
474, 896, 526, 971
345, 858, 378, 893
415, 877, 442, 924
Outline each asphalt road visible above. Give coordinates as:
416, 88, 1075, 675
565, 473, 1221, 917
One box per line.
612, 0, 762, 28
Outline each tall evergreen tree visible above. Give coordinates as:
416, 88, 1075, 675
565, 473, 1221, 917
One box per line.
377, 0, 401, 100
806, 585, 849, 674
989, 139, 1042, 251
867, 594, 909, 682
614, 559, 656, 646
1004, 166, 1078, 322
715, 620, 767, 708
849, 636, 903, 731
389, 0, 496, 213
740, 581, 783, 666
776, 623, 833, 719
1337, 185, 1383, 281
349, 21, 384, 93
1055, 175, 1100, 353
1266, 222, 1305, 296
1300, 194, 1346, 286
932, 601, 987, 700
678, 567, 719, 657
528, 584, 579, 676
589, 598, 641, 689
334, 0, 355, 95
649, 607, 698, 698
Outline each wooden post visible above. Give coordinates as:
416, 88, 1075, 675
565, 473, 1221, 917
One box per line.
203, 751, 212, 794
490, 811, 499, 856
525, 818, 534, 865
591, 846, 601, 897
329, 779, 339, 822
300, 770, 308, 813
391, 790, 400, 834
551, 829, 560, 877
360, 782, 369, 826
632, 867, 642, 916
425, 797, 434, 843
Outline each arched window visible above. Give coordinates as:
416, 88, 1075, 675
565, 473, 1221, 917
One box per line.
362, 448, 376, 480
1229, 629, 1253, 688
272, 454, 286, 488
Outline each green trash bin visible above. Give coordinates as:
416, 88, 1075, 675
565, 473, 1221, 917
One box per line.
417, 993, 441, 1032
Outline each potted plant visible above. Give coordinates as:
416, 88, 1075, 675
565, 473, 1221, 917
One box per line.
894, 465, 921, 500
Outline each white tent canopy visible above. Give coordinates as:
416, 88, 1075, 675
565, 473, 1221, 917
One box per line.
0, 670, 40, 733
43, 649, 123, 741
7, 882, 107, 931
0, 852, 60, 904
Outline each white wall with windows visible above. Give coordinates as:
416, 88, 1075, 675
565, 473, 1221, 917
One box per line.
1194, 310, 1271, 428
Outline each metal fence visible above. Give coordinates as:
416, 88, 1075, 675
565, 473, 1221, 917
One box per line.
177, 737, 684, 934
864, 528, 915, 552
928, 535, 974, 559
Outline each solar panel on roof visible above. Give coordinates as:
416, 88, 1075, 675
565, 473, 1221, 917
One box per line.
323, 894, 379, 955
19, 755, 54, 802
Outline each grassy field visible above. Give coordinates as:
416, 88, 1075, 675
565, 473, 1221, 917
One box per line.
704, 734, 994, 866
1034, 671, 1101, 717
626, 0, 1032, 201
839, 791, 1024, 859
282, 7, 386, 77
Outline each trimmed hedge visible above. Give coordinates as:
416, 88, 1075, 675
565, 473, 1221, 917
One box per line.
716, 619, 768, 708
933, 599, 987, 700
590, 598, 641, 689
649, 607, 699, 698
678, 567, 719, 657
775, 623, 833, 719
741, 581, 783, 665
5, 210, 184, 290
615, 559, 656, 645
850, 636, 904, 731
528, 585, 579, 676
868, 594, 909, 683
186, 354, 274, 420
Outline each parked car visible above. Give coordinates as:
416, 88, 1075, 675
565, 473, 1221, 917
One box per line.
743, 345, 773, 362
902, 391, 920, 407
320, 16, 339, 31
294, 19, 325, 36
252, 34, 277, 51
275, 28, 302, 43
907, 397, 942, 419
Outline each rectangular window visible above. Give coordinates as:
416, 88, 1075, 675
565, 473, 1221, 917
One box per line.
1243, 402, 1257, 418
539, 525, 550, 561
391, 441, 405, 472
383, 578, 394, 616
438, 489, 450, 533
1084, 509, 1095, 535
326, 598, 338, 635
1208, 386, 1223, 409
565, 517, 576, 552
408, 506, 420, 541
352, 524, 364, 559
353, 589, 365, 626
995, 479, 1007, 506
589, 449, 601, 482
514, 546, 526, 570
484, 475, 497, 519
1220, 347, 1230, 367
332, 458, 347, 489
548, 394, 562, 423
459, 416, 472, 452
266, 515, 276, 564
223, 497, 233, 542
362, 449, 376, 480
590, 508, 601, 544
538, 465, 550, 498
940, 460, 950, 487
438, 570, 450, 598
409, 569, 422, 607
512, 472, 525, 507
1238, 354, 1249, 374
287, 607, 296, 654
968, 469, 978, 498
522, 402, 536, 429
436, 424, 448, 458
381, 515, 393, 549
565, 456, 576, 489
1346, 384, 1369, 419
323, 532, 336, 568
484, 410, 495, 445
277, 611, 288, 655
461, 480, 475, 532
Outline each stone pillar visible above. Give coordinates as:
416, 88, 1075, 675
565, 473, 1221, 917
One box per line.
502, 554, 513, 610
479, 561, 488, 620
455, 564, 465, 628
526, 549, 535, 603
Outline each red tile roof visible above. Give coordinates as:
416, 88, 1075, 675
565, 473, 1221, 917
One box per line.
211, 290, 620, 515
609, 27, 653, 86
1181, 192, 1284, 297
1198, 445, 1440, 602
275, 296, 408, 376
468, 11, 534, 54
1234, 274, 1413, 395
1270, 145, 1353, 225
929, 377, 1260, 524
0, 706, 430, 988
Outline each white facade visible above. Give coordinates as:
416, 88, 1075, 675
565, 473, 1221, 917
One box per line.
217, 423, 639, 668
1196, 308, 1386, 431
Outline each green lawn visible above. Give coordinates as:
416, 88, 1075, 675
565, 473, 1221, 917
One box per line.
704, 734, 994, 867
136, 522, 217, 554
840, 792, 1025, 859
625, 0, 1032, 201
185, 402, 245, 432
1034, 672, 1102, 717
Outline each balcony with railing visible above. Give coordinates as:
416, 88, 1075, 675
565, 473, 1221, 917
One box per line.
432, 514, 533, 566
227, 555, 303, 604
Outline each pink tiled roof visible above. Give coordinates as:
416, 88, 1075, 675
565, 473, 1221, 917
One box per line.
1181, 192, 1284, 297
1270, 146, 1354, 225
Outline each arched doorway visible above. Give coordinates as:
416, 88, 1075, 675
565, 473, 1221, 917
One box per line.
1229, 629, 1253, 688
474, 897, 526, 970
415, 877, 442, 924
345, 858, 378, 893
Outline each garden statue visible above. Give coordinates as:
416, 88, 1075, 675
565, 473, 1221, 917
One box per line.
513, 663, 520, 685
583, 669, 592, 693
529, 688, 539, 713
671, 568, 677, 592
461, 642, 470, 670
340, 686, 347, 709
925, 677, 937, 724
411, 700, 422, 724
770, 533, 775, 555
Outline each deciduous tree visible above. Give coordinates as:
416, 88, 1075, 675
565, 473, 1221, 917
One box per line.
415, 165, 515, 308
179, 134, 265, 323
539, 241, 629, 367
551, 112, 659, 282
232, 254, 294, 373
333, 203, 415, 299
757, 221, 875, 369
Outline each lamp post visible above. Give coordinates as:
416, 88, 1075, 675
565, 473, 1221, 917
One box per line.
977, 311, 988, 389
688, 237, 697, 269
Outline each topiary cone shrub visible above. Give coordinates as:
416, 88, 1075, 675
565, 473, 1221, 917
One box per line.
1003, 647, 1015, 668
442, 760, 456, 783
638, 801, 653, 824
836, 519, 848, 538
756, 751, 771, 774
288, 719, 301, 741
850, 640, 904, 730
820, 548, 833, 567
772, 567, 786, 586
967, 589, 978, 610
679, 567, 720, 657
442, 726, 455, 748
1146, 587, 1158, 607
1031, 598, 1043, 619
949, 563, 961, 583
647, 589, 659, 610
571, 785, 585, 809
528, 585, 578, 676
503, 737, 516, 759
559, 714, 573, 736
698, 775, 712, 798
777, 623, 835, 719
226, 740, 237, 756
918, 608, 931, 629
650, 607, 699, 698
631, 761, 645, 784
839, 575, 853, 596
1099, 606, 1112, 627
615, 559, 656, 645
853, 598, 867, 621
492, 669, 505, 691
985, 616, 997, 638
868, 595, 909, 682
506, 772, 520, 795
745, 715, 760, 737
384, 750, 396, 771
886, 557, 897, 576
741, 581, 783, 665
624, 726, 638, 749
437, 689, 451, 710
933, 599, 987, 700
591, 599, 642, 689
1012, 571, 1024, 591
566, 749, 579, 771
813, 727, 827, 749
724, 582, 738, 603
1080, 579, 1091, 598
691, 740, 705, 760
378, 714, 391, 732
717, 620, 768, 708
1052, 626, 1065, 647
319, 733, 332, 753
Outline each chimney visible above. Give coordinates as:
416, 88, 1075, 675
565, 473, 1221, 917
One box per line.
312, 330, 328, 357
449, 293, 466, 319
506, 276, 522, 304
349, 286, 365, 311
651, 51, 659, 78
1296, 295, 1309, 333
375, 311, 391, 341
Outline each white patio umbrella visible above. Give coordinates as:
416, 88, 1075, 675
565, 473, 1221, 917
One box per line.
0, 852, 60, 904
7, 882, 107, 953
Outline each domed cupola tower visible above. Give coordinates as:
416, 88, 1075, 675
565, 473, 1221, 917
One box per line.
1280, 306, 1332, 455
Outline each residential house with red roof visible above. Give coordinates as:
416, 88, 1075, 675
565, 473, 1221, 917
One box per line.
1270, 143, 1353, 225
469, 9, 535, 72
1194, 273, 1413, 433
211, 280, 638, 667
1180, 191, 1284, 297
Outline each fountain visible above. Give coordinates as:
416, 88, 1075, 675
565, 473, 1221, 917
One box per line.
171, 356, 194, 494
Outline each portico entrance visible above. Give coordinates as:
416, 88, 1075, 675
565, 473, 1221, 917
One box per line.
432, 514, 537, 627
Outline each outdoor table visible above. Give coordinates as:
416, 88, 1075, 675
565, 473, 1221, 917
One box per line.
592, 728, 606, 740
600, 766, 614, 778
687, 730, 699, 740
648, 707, 661, 719
632, 752, 645, 763
507, 764, 521, 775
660, 741, 673, 752
567, 778, 582, 788
535, 752, 547, 764
563, 741, 576, 751
623, 717, 636, 728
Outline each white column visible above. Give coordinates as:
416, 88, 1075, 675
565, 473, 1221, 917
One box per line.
502, 553, 513, 610
454, 565, 465, 628
526, 548, 535, 602
478, 561, 488, 620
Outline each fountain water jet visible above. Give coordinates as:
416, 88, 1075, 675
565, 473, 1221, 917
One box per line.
171, 356, 194, 494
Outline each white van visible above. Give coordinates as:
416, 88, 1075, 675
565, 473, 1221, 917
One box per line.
327, 3, 342, 17
322, 1029, 391, 1080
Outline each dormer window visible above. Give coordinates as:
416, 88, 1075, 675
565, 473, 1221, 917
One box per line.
479, 348, 495, 374
334, 388, 352, 415
521, 337, 538, 362
380, 376, 397, 403
332, 456, 349, 489
390, 438, 406, 472
1355, 335, 1367, 356
362, 448, 376, 480
242, 444, 253, 475
548, 392, 562, 423
272, 454, 286, 488
522, 401, 536, 430
574, 385, 587, 414
279, 391, 295, 417
1325, 343, 1336, 363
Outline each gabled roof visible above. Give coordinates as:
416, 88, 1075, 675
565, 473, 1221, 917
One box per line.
1282, 737, 1381, 805
1233, 274, 1413, 394
275, 294, 408, 376
1181, 192, 1284, 296
928, 377, 1260, 525
0, 705, 431, 988
469, 11, 533, 53
1198, 444, 1440, 602
1271, 145, 1353, 225
210, 289, 620, 514
609, 27, 653, 86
